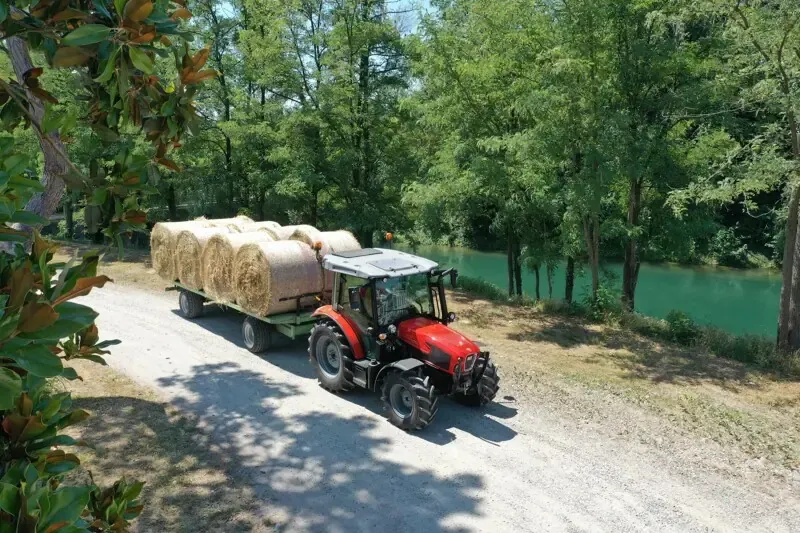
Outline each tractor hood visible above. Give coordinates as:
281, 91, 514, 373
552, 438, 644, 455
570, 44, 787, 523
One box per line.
397, 317, 480, 360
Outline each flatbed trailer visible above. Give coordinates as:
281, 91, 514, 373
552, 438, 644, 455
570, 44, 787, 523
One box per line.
168, 282, 319, 353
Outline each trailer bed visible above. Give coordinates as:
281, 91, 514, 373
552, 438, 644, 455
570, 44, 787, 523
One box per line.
169, 283, 319, 351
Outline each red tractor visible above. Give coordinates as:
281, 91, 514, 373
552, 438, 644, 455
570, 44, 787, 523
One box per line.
308, 248, 500, 430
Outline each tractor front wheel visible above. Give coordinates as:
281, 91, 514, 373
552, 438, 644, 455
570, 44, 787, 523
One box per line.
454, 359, 500, 407
308, 321, 355, 392
381, 371, 438, 430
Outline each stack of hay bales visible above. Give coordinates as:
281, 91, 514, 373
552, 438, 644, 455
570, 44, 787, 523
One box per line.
202, 231, 275, 302
151, 216, 253, 282
152, 217, 362, 317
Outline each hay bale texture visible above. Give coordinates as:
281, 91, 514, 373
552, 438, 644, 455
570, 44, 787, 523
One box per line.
234, 240, 323, 316
263, 224, 317, 241
240, 221, 281, 232
151, 220, 212, 281
289, 229, 361, 290
175, 227, 240, 289
202, 231, 275, 303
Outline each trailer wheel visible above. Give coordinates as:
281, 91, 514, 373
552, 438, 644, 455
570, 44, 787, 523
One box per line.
454, 359, 499, 407
179, 290, 204, 319
242, 317, 272, 353
308, 320, 355, 391
381, 371, 438, 430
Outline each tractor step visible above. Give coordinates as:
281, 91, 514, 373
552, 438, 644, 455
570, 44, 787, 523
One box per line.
353, 359, 380, 389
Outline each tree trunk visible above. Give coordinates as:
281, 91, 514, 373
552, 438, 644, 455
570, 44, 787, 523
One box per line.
166, 183, 177, 220
8, 37, 68, 222
225, 135, 234, 215
583, 214, 600, 299
622, 177, 642, 311
64, 195, 73, 239
310, 188, 318, 227
547, 262, 554, 299
506, 234, 515, 297
513, 238, 522, 297
565, 256, 575, 303
777, 74, 800, 350
533, 264, 540, 301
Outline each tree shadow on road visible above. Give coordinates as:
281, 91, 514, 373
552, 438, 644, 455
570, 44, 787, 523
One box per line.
150, 361, 485, 532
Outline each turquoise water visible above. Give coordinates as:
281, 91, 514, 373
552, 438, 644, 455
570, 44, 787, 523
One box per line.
399, 244, 782, 336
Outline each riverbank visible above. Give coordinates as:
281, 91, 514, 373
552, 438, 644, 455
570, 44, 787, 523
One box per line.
458, 275, 799, 376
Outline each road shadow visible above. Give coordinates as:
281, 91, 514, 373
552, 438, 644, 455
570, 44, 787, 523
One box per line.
146, 361, 485, 532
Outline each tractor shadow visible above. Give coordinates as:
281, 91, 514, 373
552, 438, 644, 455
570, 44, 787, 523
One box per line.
170, 304, 519, 447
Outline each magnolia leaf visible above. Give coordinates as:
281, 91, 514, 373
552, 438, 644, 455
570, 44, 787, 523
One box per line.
0, 483, 20, 515
191, 47, 210, 70
8, 262, 34, 312
30, 87, 59, 105
0, 369, 22, 411
128, 47, 154, 74
183, 69, 217, 84
156, 158, 181, 172
123, 0, 153, 22
18, 303, 59, 333
51, 8, 92, 22
132, 31, 156, 44
18, 319, 87, 341
62, 24, 113, 47
53, 47, 93, 68
11, 344, 64, 377
10, 210, 48, 226
93, 47, 119, 83
171, 7, 192, 20
0, 3, 8, 24
52, 275, 112, 306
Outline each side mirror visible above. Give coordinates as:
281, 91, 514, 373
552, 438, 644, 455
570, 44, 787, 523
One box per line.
448, 312, 456, 323
348, 287, 361, 311
449, 269, 458, 288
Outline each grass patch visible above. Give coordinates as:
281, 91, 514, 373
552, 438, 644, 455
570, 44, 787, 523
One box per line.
456, 275, 800, 376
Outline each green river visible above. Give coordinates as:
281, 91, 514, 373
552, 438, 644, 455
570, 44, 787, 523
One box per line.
399, 244, 781, 337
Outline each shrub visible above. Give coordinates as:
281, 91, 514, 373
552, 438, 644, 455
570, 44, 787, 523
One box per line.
709, 227, 749, 267
583, 283, 622, 321
457, 275, 509, 301
665, 310, 699, 344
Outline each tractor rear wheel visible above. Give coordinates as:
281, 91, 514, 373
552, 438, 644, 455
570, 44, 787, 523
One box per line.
178, 290, 204, 319
308, 321, 355, 392
242, 317, 272, 353
381, 371, 438, 430
454, 359, 500, 407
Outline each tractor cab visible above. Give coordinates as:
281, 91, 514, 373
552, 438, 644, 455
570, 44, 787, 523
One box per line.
322, 248, 456, 359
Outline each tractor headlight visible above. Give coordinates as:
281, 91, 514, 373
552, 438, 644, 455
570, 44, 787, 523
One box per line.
463, 354, 476, 371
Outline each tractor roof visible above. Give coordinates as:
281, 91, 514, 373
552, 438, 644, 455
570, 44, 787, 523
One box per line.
322, 248, 439, 279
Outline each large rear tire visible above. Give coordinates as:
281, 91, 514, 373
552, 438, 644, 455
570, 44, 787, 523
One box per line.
308, 321, 355, 391
454, 359, 499, 407
381, 371, 438, 430
178, 290, 204, 319
242, 317, 272, 353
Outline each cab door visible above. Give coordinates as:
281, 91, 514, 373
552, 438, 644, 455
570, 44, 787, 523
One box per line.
336, 274, 378, 359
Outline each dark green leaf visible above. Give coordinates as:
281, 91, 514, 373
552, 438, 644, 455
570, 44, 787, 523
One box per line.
0, 483, 19, 515
62, 25, 113, 47
11, 345, 64, 378
18, 319, 86, 341
128, 47, 154, 74
10, 210, 48, 226
0, 368, 22, 410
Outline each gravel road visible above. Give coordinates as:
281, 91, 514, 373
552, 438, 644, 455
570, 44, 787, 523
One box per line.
83, 283, 799, 533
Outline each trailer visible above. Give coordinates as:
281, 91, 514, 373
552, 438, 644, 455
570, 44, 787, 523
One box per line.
168, 283, 319, 353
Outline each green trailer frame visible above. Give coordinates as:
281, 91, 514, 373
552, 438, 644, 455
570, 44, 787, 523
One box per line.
168, 282, 319, 350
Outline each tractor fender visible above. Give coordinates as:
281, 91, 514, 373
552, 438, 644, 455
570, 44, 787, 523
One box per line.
374, 358, 425, 391
311, 305, 365, 360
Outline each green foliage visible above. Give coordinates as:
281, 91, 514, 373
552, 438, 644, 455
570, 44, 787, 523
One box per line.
0, 1, 216, 530
457, 276, 508, 302
665, 310, 699, 344
582, 283, 622, 321
708, 227, 750, 267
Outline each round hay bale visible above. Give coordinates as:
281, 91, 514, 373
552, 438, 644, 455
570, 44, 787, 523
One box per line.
175, 227, 239, 289
206, 215, 254, 231
263, 224, 317, 241
289, 230, 361, 291
150, 219, 212, 281
234, 240, 323, 316
202, 231, 275, 303
240, 221, 281, 232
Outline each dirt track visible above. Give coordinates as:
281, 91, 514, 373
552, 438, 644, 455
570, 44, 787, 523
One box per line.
81, 282, 800, 532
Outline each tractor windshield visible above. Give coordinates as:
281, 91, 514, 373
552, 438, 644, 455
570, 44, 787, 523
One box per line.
375, 273, 433, 326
